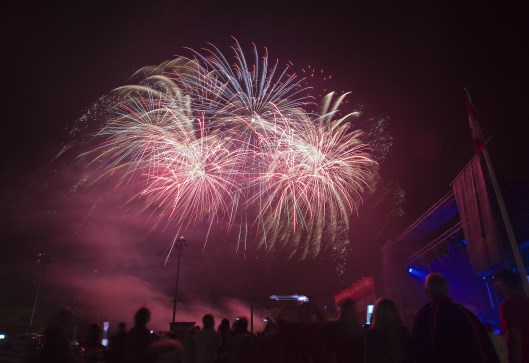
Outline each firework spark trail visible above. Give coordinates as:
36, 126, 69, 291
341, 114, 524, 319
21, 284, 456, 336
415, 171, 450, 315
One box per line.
140, 119, 245, 228
184, 41, 314, 118
250, 93, 378, 257
79, 40, 382, 258
84, 84, 245, 231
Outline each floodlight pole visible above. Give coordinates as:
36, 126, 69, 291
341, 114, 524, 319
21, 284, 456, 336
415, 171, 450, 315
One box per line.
171, 237, 187, 324
28, 252, 49, 336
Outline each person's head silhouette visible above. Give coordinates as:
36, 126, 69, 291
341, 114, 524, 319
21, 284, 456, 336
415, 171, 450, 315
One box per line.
134, 307, 151, 327
202, 314, 215, 329
424, 273, 448, 299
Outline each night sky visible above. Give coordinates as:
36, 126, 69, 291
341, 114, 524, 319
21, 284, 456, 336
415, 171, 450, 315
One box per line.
1, 1, 528, 331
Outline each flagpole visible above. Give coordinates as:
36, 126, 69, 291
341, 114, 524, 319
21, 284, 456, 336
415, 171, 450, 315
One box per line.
465, 88, 529, 296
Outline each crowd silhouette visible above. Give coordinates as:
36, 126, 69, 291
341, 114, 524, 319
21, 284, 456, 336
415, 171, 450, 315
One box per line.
1, 271, 527, 363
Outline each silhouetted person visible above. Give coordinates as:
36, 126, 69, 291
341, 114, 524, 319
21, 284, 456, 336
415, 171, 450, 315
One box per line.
412, 272, 499, 363
217, 317, 231, 359
365, 297, 412, 363
224, 317, 255, 363
108, 322, 127, 363
256, 316, 280, 363
494, 269, 529, 363
322, 298, 364, 363
261, 317, 277, 337
81, 323, 105, 363
180, 327, 197, 363
277, 302, 326, 363
39, 307, 75, 363
127, 307, 157, 363
218, 318, 230, 331
194, 314, 221, 363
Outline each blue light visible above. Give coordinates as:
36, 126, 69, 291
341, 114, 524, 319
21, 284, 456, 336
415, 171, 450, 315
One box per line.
407, 267, 428, 279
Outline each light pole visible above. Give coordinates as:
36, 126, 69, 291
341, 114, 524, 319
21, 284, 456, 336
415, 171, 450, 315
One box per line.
243, 250, 257, 334
171, 236, 187, 327
28, 251, 50, 336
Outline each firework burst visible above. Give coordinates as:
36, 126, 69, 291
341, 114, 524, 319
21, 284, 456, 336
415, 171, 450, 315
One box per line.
251, 93, 378, 258
79, 40, 382, 259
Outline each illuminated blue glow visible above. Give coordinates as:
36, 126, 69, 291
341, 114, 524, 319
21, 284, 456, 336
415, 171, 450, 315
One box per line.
408, 267, 428, 279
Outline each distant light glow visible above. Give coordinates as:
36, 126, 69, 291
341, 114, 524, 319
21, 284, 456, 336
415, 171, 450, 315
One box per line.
269, 294, 309, 302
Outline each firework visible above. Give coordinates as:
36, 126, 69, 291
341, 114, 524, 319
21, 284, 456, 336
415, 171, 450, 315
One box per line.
80, 40, 381, 258
250, 93, 378, 258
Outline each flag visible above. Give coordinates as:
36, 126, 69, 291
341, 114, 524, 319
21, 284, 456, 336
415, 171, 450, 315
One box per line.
465, 89, 485, 153
452, 156, 503, 272
461, 89, 529, 294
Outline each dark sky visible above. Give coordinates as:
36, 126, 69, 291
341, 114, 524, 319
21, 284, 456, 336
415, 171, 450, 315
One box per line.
1, 0, 528, 331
